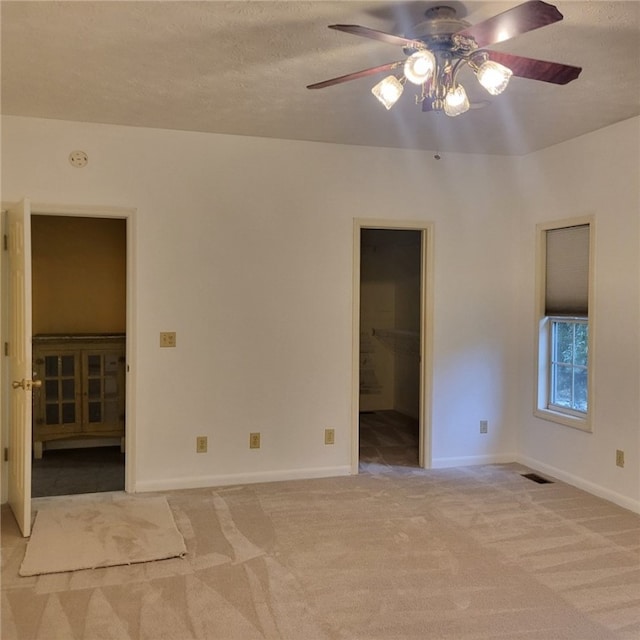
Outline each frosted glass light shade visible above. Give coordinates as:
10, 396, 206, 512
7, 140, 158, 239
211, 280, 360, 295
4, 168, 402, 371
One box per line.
443, 85, 470, 117
403, 50, 436, 85
476, 60, 512, 95
371, 76, 404, 110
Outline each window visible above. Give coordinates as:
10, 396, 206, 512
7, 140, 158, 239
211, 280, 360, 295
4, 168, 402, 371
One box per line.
535, 219, 593, 430
548, 318, 588, 415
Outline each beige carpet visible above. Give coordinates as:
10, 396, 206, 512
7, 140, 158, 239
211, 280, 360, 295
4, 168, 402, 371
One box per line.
19, 496, 186, 577
3, 464, 639, 639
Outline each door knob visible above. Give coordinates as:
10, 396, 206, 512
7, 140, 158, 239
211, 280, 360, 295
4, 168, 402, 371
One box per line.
12, 379, 42, 390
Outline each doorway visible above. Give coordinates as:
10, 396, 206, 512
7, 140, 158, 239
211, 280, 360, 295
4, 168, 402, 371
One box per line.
352, 221, 434, 472
30, 215, 127, 497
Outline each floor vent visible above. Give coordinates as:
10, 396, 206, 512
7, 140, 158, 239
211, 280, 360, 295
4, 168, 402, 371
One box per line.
522, 472, 553, 484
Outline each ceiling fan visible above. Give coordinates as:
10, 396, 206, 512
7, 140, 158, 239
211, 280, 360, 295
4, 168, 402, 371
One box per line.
307, 0, 582, 116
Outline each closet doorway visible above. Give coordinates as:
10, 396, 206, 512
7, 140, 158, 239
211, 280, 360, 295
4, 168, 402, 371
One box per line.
30, 215, 127, 497
352, 221, 434, 472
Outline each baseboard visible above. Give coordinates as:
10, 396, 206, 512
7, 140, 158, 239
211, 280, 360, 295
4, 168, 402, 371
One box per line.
430, 453, 517, 469
517, 454, 640, 514
135, 465, 352, 493
45, 437, 120, 451
134, 457, 639, 515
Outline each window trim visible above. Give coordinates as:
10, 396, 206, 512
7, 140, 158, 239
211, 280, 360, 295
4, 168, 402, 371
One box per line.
534, 217, 595, 432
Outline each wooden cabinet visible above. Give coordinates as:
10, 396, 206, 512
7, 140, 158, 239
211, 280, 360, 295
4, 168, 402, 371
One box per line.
32, 335, 126, 458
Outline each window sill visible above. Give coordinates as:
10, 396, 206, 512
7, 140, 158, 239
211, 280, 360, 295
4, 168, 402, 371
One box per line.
534, 407, 592, 433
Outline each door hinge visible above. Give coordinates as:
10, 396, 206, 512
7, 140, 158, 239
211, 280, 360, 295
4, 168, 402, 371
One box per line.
4, 342, 8, 357
3, 448, 8, 462
3, 234, 7, 251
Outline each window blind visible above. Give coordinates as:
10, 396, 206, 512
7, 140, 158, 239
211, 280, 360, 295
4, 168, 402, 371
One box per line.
545, 224, 590, 316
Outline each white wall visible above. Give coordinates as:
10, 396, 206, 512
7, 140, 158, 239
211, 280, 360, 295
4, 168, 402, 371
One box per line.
1, 115, 520, 497
515, 117, 640, 512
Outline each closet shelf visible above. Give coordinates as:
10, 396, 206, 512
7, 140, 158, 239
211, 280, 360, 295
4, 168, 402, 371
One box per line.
372, 329, 420, 358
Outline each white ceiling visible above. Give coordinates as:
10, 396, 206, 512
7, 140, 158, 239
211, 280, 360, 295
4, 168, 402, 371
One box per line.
2, 1, 639, 155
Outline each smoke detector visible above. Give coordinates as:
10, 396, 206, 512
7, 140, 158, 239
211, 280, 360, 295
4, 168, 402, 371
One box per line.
69, 150, 88, 168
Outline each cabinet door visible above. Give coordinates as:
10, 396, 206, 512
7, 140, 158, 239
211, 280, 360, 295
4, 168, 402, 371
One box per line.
34, 351, 82, 436
82, 348, 125, 434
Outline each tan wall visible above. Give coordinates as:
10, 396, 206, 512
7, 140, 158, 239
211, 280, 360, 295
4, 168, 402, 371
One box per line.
392, 241, 421, 419
31, 216, 126, 335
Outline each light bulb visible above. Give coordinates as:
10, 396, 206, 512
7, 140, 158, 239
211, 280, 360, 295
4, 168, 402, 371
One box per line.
371, 76, 404, 110
476, 60, 512, 95
403, 50, 436, 85
443, 85, 470, 117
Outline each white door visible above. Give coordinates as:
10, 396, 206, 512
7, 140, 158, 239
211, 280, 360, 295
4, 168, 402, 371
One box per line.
7, 198, 34, 537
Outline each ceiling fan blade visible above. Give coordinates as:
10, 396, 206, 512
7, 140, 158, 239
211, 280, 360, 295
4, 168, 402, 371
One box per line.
307, 61, 402, 90
456, 1, 563, 48
487, 50, 582, 85
328, 24, 422, 48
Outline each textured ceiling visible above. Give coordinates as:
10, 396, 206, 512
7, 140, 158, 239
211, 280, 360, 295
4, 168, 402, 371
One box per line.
2, 1, 639, 155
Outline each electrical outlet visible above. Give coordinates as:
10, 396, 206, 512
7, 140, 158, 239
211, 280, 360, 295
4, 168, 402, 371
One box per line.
480, 420, 488, 434
249, 432, 261, 449
324, 428, 335, 445
616, 449, 625, 468
196, 436, 207, 453
160, 332, 176, 348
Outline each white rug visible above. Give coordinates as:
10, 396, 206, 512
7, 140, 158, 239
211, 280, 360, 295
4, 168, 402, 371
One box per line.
19, 496, 186, 576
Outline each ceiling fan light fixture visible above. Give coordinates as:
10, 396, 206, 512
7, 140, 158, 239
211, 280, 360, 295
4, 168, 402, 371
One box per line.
311, 2, 583, 118
372, 75, 404, 110
443, 85, 470, 117
476, 60, 513, 95
403, 49, 436, 85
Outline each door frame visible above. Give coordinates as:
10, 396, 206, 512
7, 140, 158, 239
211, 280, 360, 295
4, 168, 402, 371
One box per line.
351, 219, 434, 473
2, 202, 137, 504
